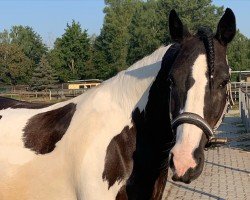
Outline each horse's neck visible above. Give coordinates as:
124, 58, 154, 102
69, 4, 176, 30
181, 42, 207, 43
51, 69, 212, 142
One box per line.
123, 45, 180, 199
97, 46, 170, 116
107, 66, 160, 114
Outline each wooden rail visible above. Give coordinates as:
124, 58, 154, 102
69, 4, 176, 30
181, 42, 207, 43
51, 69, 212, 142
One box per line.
239, 87, 250, 132
230, 82, 250, 102
0, 89, 87, 101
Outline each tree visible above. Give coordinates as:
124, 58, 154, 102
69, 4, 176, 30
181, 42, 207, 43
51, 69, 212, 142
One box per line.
30, 55, 58, 91
0, 43, 32, 84
127, 0, 224, 65
127, 0, 162, 65
157, 0, 224, 33
10, 26, 48, 64
94, 0, 139, 78
51, 20, 91, 81
227, 31, 250, 71
0, 27, 47, 85
0, 29, 11, 44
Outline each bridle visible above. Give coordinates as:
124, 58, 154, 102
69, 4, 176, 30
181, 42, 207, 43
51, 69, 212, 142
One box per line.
169, 79, 234, 149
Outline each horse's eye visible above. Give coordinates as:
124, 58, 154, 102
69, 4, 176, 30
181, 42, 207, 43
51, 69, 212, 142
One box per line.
219, 80, 229, 88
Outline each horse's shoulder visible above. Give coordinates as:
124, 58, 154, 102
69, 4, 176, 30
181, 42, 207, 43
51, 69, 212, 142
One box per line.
0, 97, 52, 110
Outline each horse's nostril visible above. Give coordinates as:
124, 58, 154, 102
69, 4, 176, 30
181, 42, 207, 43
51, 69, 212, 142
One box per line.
197, 157, 202, 164
172, 174, 178, 182
193, 148, 204, 167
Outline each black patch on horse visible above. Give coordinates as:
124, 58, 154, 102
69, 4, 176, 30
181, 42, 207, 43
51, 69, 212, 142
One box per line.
116, 185, 128, 200
23, 103, 76, 154
0, 115, 2, 119
102, 125, 136, 189
0, 96, 52, 110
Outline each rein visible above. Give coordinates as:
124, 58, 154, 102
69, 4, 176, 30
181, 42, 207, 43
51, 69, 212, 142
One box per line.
170, 82, 234, 149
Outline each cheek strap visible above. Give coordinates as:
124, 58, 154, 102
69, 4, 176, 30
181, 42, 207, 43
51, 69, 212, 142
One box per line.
213, 82, 234, 131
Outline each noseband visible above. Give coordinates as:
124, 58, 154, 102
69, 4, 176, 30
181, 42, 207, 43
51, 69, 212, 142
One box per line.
171, 112, 227, 148
170, 82, 233, 148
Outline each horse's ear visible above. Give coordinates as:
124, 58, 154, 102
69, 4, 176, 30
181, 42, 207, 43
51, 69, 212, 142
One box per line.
169, 9, 190, 43
215, 8, 236, 46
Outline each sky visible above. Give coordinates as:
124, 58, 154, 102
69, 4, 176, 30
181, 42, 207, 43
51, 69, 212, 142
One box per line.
0, 0, 249, 47
0, 0, 105, 47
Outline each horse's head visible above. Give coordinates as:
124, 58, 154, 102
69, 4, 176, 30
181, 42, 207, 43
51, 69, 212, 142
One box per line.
168, 9, 236, 183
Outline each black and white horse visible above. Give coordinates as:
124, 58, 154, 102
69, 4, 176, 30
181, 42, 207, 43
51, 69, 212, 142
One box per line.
0, 8, 236, 200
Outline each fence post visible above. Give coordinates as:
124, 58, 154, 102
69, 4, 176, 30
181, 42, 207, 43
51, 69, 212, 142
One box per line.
239, 88, 241, 117
247, 93, 250, 132
49, 90, 52, 100
234, 91, 236, 102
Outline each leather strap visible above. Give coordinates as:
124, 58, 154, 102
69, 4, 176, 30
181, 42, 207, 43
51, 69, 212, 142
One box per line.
171, 112, 214, 141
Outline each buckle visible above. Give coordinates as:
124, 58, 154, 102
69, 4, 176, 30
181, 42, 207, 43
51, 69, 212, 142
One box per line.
205, 137, 228, 150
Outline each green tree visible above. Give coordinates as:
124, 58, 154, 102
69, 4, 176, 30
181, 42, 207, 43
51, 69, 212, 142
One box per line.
127, 0, 224, 65
0, 29, 11, 44
10, 26, 47, 64
51, 20, 91, 81
0, 43, 32, 84
227, 31, 250, 72
30, 55, 58, 91
127, 0, 162, 65
157, 0, 224, 34
94, 0, 138, 78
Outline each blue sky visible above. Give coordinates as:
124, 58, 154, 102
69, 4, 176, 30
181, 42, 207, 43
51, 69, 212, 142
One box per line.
0, 0, 105, 47
0, 0, 249, 47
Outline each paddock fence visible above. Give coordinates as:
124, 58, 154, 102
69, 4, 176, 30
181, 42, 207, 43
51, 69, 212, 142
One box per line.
238, 83, 250, 132
0, 82, 248, 101
0, 88, 87, 102
230, 82, 249, 102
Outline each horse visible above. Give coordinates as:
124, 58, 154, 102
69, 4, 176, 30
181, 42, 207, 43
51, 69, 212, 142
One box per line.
0, 8, 236, 200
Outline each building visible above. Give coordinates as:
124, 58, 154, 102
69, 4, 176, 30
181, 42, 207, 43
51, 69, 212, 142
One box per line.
240, 72, 250, 82
231, 71, 250, 82
66, 79, 103, 90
